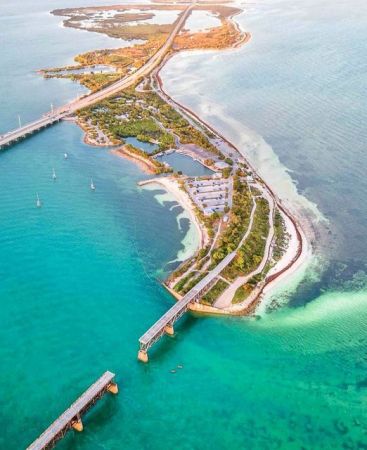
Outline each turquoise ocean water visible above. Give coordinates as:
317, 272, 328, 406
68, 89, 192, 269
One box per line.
1, 0, 367, 448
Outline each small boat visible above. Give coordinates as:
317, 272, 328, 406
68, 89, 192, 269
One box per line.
36, 193, 41, 208
52, 168, 57, 180
64, 153, 68, 159
90, 178, 95, 190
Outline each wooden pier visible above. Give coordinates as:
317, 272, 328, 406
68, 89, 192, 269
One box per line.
138, 251, 237, 362
27, 371, 118, 450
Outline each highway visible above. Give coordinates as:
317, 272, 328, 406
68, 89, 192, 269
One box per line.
0, 3, 193, 150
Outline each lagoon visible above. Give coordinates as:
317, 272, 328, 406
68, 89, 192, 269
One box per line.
157, 152, 214, 176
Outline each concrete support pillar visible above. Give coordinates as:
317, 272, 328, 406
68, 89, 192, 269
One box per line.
138, 350, 149, 363
164, 324, 174, 336
72, 417, 83, 432
107, 382, 118, 395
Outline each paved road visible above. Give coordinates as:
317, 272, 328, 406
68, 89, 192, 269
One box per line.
56, 3, 194, 114
0, 3, 193, 149
214, 190, 275, 308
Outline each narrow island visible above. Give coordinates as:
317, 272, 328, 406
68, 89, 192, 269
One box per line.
42, 1, 310, 316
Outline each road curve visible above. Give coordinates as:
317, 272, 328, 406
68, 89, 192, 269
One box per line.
59, 3, 194, 114
0, 3, 193, 148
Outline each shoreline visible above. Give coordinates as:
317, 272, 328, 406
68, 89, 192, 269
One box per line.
68, 5, 313, 315
112, 146, 156, 174
152, 53, 312, 314
139, 176, 209, 250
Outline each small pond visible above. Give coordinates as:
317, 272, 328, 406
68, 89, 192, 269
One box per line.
156, 152, 214, 176
125, 136, 158, 154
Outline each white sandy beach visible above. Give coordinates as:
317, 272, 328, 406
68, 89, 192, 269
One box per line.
139, 176, 209, 252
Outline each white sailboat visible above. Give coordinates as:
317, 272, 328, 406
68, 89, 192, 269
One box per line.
90, 178, 95, 190
36, 193, 41, 208
52, 168, 57, 180
64, 153, 68, 159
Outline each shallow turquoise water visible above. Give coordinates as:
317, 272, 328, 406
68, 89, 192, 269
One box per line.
1, 1, 367, 449
162, 0, 367, 292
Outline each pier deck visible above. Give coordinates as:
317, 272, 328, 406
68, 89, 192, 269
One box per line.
138, 251, 236, 360
27, 371, 117, 450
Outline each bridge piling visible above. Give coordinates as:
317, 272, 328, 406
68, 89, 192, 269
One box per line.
27, 371, 118, 450
164, 323, 174, 336
71, 415, 83, 432
138, 252, 237, 362
138, 350, 149, 363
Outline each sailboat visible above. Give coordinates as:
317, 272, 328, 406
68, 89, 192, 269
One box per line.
64, 153, 68, 159
90, 178, 95, 190
36, 193, 41, 208
52, 168, 57, 180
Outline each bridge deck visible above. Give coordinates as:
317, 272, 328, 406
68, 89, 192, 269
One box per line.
27, 371, 115, 450
0, 114, 64, 149
0, 5, 193, 152
139, 251, 236, 348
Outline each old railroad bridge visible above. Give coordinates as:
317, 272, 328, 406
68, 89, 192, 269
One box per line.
27, 371, 118, 450
138, 251, 236, 362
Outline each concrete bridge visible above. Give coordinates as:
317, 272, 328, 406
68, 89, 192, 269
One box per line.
138, 251, 237, 362
0, 4, 193, 151
27, 371, 118, 450
0, 114, 65, 150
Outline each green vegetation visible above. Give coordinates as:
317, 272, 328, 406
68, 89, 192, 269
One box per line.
180, 272, 207, 295
44, 72, 123, 92
195, 255, 209, 271
232, 283, 252, 304
223, 197, 270, 281
201, 279, 229, 306
173, 271, 197, 293
222, 167, 232, 178
77, 88, 224, 157
273, 209, 289, 261
78, 91, 177, 151
168, 258, 195, 284
210, 176, 253, 266
120, 144, 172, 174
174, 271, 208, 295
231, 273, 265, 305
114, 118, 160, 137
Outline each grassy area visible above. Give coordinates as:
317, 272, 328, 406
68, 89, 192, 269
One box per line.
232, 283, 252, 304
222, 197, 270, 281
178, 272, 207, 295
77, 88, 225, 164
173, 270, 197, 293
118, 144, 172, 174
210, 176, 253, 267
201, 279, 229, 306
71, 73, 122, 92
273, 209, 289, 261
